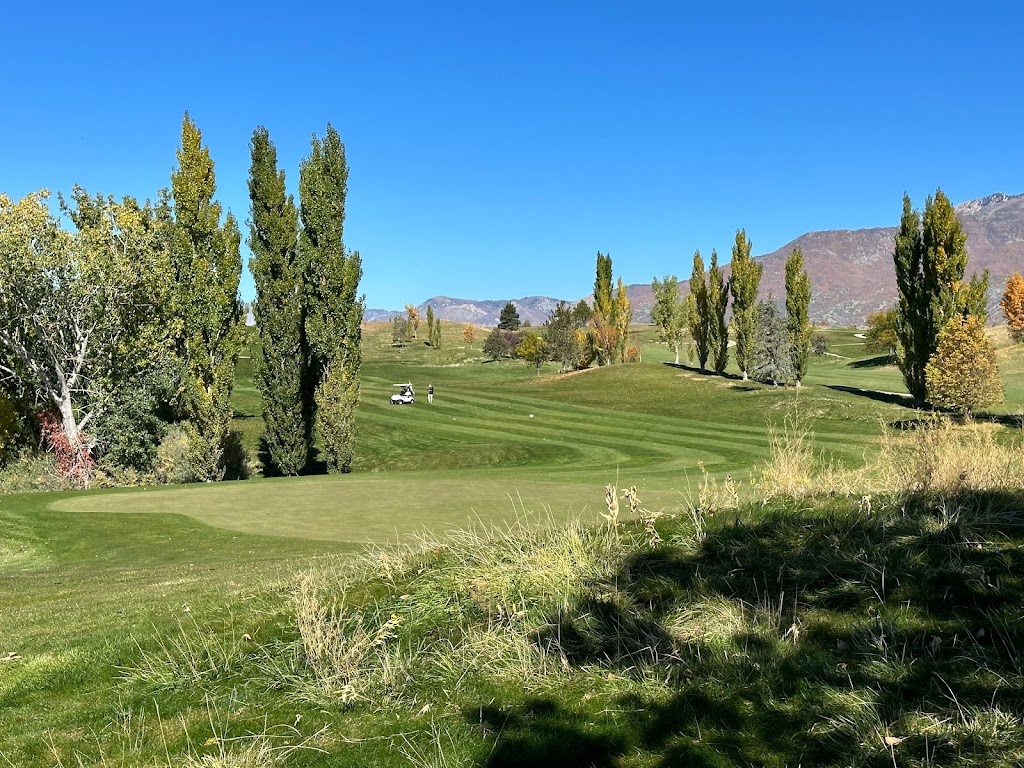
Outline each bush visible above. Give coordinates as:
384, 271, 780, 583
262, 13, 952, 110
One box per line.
0, 452, 68, 494
93, 361, 179, 474
0, 395, 21, 468
155, 424, 199, 485
811, 333, 828, 356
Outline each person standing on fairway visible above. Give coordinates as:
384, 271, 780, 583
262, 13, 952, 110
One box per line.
428, 384, 434, 404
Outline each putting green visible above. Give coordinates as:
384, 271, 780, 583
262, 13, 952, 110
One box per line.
48, 472, 694, 544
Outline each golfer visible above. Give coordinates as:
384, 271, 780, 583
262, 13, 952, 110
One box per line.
428, 384, 434, 404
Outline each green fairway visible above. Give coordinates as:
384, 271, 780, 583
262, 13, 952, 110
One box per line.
3, 322, 1023, 765
49, 326, 924, 543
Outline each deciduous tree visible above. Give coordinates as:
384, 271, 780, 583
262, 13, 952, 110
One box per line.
248, 126, 307, 475
729, 229, 762, 380
544, 301, 590, 372
894, 190, 978, 405
864, 308, 899, 356
299, 124, 364, 473
516, 332, 548, 375
651, 275, 687, 364
784, 248, 811, 386
688, 251, 710, 370
405, 304, 420, 338
708, 250, 730, 374
0, 190, 172, 484
169, 113, 246, 481
1000, 272, 1024, 342
463, 324, 476, 347
925, 314, 1002, 416
613, 277, 633, 363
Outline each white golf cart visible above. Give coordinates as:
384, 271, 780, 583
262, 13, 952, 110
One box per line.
390, 383, 415, 405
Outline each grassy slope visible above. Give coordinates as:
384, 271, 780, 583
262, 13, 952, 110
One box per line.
1, 324, 1021, 765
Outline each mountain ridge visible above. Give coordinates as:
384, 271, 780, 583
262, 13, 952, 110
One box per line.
366, 191, 1023, 327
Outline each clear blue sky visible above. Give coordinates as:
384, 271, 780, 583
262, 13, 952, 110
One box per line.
3, 1, 1022, 310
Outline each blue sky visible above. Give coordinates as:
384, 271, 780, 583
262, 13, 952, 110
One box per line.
3, 1, 1022, 310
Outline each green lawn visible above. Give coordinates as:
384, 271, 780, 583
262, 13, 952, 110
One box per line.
2, 322, 1021, 765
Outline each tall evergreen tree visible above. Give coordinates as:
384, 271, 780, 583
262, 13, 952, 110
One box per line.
688, 251, 710, 370
497, 302, 521, 331
708, 250, 729, 374
300, 124, 364, 473
729, 229, 762, 380
169, 113, 246, 480
248, 126, 307, 475
894, 190, 973, 404
784, 247, 812, 387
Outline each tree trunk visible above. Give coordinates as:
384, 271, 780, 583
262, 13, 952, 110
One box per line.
742, 371, 748, 381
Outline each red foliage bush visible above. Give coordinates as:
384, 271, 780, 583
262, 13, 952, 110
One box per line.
38, 411, 94, 486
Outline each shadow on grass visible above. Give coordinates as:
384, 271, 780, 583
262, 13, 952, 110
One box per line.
826, 384, 916, 408
478, 491, 1024, 766
663, 362, 743, 381
847, 354, 896, 368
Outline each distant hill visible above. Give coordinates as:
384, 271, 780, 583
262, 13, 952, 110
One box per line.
366, 295, 570, 327
365, 192, 1023, 328
628, 192, 1024, 326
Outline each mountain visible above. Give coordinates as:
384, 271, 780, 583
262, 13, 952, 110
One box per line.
365, 296, 570, 327
364, 192, 1023, 328
628, 192, 1024, 326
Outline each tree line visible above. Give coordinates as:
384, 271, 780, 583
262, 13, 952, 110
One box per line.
468, 188, 1016, 414
0, 115, 363, 485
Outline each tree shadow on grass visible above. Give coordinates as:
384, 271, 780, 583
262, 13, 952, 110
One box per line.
663, 362, 743, 382
476, 491, 1024, 766
847, 354, 896, 368
826, 384, 916, 408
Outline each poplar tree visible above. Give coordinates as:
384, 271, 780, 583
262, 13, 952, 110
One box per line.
651, 275, 687, 364
426, 305, 435, 343
688, 251, 710, 370
300, 124, 364, 473
729, 229, 762, 380
894, 190, 973, 404
248, 126, 307, 475
613, 277, 633, 362
592, 252, 616, 365
708, 250, 730, 374
784, 247, 812, 386
169, 113, 245, 480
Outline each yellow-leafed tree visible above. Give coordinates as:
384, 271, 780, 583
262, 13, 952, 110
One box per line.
925, 315, 1002, 416
1000, 272, 1024, 343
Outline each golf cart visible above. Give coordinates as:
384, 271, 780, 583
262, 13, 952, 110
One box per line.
390, 383, 415, 405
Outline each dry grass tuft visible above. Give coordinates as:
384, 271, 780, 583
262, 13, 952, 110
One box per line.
872, 415, 1024, 496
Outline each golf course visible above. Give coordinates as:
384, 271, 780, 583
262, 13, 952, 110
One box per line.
2, 322, 1023, 766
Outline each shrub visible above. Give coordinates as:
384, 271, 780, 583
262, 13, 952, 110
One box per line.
155, 424, 199, 485
811, 333, 828, 356
0, 452, 67, 494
